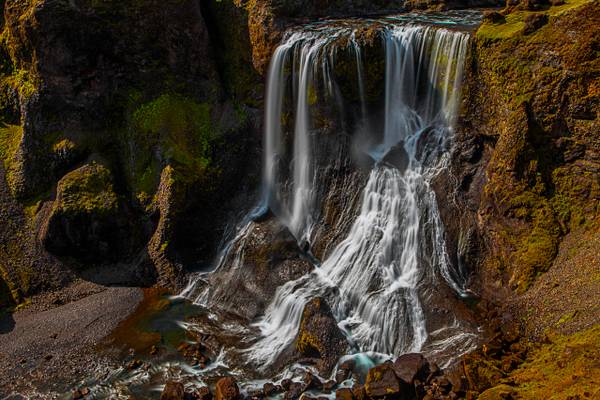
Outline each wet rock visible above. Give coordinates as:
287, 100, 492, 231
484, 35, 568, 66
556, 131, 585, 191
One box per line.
352, 385, 366, 400
72, 387, 90, 400
304, 372, 324, 391
365, 362, 416, 399
295, 297, 349, 375
263, 382, 281, 396
192, 386, 213, 400
208, 218, 313, 320
523, 13, 548, 34
323, 380, 337, 392
161, 381, 185, 400
335, 388, 354, 400
392, 353, 429, 383
215, 377, 240, 400
381, 142, 409, 172
284, 381, 304, 399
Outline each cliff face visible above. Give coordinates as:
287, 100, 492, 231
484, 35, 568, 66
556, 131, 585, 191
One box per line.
435, 1, 599, 396
444, 0, 599, 296
0, 0, 262, 306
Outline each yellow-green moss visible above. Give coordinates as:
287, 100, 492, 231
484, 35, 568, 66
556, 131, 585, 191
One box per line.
0, 123, 22, 168
507, 325, 600, 399
57, 162, 118, 215
477, 0, 593, 41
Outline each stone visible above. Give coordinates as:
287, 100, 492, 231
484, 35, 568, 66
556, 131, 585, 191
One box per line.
295, 297, 349, 375
161, 381, 185, 400
193, 387, 212, 400
483, 11, 506, 23
523, 13, 548, 35
392, 353, 429, 383
365, 362, 416, 399
284, 381, 304, 399
335, 388, 354, 400
304, 372, 323, 391
215, 377, 240, 400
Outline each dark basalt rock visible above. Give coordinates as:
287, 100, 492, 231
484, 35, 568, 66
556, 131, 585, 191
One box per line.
207, 217, 314, 320
392, 353, 430, 384
295, 297, 349, 375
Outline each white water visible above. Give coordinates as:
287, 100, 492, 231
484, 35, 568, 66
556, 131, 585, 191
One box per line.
187, 14, 478, 374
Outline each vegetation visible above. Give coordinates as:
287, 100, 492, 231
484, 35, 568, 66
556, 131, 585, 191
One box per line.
55, 162, 118, 216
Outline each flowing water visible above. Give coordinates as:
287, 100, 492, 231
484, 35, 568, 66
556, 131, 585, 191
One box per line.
74, 11, 483, 398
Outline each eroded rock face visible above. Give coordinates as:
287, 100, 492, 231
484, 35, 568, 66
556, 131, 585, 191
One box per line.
295, 297, 349, 375
207, 217, 313, 320
436, 1, 600, 299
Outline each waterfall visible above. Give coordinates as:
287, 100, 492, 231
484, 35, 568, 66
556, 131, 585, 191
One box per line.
247, 22, 472, 368
188, 13, 480, 375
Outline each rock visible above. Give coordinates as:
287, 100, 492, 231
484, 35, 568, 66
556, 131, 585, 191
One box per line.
161, 381, 185, 400
523, 13, 548, 34
478, 384, 517, 400
381, 142, 409, 172
193, 387, 213, 400
295, 297, 349, 375
352, 385, 366, 400
41, 162, 134, 264
72, 387, 90, 400
284, 381, 304, 399
483, 11, 506, 23
365, 362, 416, 399
392, 353, 429, 383
304, 372, 323, 391
335, 388, 354, 400
263, 382, 280, 396
323, 380, 337, 392
208, 218, 313, 320
215, 377, 240, 400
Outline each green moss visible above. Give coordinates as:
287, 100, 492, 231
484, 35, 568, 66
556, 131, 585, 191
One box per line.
477, 0, 593, 41
57, 162, 118, 215
508, 325, 600, 399
125, 93, 214, 202
0, 123, 22, 168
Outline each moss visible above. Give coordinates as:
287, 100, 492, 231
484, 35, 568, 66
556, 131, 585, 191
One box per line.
124, 93, 214, 203
56, 162, 117, 216
507, 326, 600, 399
477, 0, 593, 41
0, 122, 21, 167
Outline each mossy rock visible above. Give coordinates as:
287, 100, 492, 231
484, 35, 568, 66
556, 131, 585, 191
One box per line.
41, 161, 136, 264
295, 297, 348, 375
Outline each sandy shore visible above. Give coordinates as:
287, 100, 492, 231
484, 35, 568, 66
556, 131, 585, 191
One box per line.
0, 285, 143, 399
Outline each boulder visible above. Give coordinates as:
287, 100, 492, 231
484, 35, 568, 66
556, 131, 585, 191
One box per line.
208, 218, 313, 320
41, 162, 136, 264
193, 387, 213, 400
335, 388, 354, 400
161, 381, 185, 400
523, 13, 548, 34
482, 11, 506, 23
365, 362, 416, 399
295, 297, 349, 375
215, 377, 240, 400
392, 353, 430, 384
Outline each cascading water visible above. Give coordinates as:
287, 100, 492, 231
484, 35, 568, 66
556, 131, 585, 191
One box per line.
186, 11, 481, 379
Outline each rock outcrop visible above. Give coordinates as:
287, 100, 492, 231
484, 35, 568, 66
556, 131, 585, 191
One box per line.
295, 297, 349, 375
